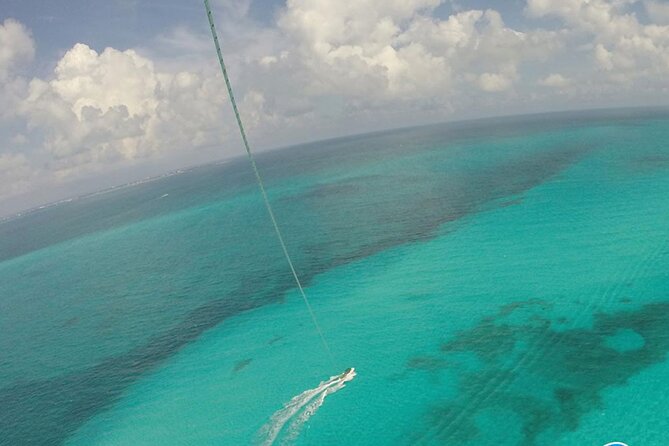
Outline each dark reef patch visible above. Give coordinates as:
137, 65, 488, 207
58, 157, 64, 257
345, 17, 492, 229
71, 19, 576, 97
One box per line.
268, 335, 285, 345
232, 358, 253, 374
410, 300, 669, 445
389, 355, 449, 382
62, 316, 79, 328
407, 356, 449, 372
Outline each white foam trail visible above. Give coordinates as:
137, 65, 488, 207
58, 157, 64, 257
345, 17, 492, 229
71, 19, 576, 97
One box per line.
282, 379, 347, 445
258, 376, 339, 446
258, 369, 355, 446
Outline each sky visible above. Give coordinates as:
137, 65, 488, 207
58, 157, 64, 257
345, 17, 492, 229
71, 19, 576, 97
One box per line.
1, 0, 669, 216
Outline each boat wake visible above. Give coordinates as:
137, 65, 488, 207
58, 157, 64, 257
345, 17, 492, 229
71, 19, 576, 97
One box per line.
257, 368, 356, 445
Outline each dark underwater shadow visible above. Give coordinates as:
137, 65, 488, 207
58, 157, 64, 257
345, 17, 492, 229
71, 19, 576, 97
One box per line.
404, 298, 669, 445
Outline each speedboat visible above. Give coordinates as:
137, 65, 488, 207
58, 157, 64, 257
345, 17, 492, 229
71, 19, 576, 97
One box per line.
339, 367, 356, 382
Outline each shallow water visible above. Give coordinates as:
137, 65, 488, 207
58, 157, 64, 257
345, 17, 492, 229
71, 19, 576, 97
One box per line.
2, 109, 669, 445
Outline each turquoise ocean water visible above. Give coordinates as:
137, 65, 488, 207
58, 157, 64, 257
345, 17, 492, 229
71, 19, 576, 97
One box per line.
2, 109, 669, 445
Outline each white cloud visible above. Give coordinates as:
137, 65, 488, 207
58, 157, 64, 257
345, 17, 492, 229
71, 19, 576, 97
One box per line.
0, 152, 34, 197
479, 71, 516, 92
526, 0, 669, 84
0, 19, 33, 119
11, 133, 27, 145
18, 43, 235, 177
0, 19, 36, 201
273, 2, 561, 104
0, 14, 302, 207
538, 73, 572, 88
645, 0, 669, 25
0, 18, 34, 80
594, 43, 615, 71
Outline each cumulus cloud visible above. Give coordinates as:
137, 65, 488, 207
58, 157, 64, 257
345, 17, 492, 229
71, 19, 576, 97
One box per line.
0, 18, 34, 80
526, 0, 669, 84
1, 24, 243, 202
18, 43, 237, 177
0, 19, 33, 120
538, 73, 572, 88
478, 71, 516, 92
0, 19, 35, 202
645, 0, 669, 25
0, 13, 303, 205
0, 152, 34, 197
277, 2, 560, 99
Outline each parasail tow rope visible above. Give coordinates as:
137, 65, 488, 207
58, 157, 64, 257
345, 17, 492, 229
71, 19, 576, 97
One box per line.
203, 0, 335, 367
